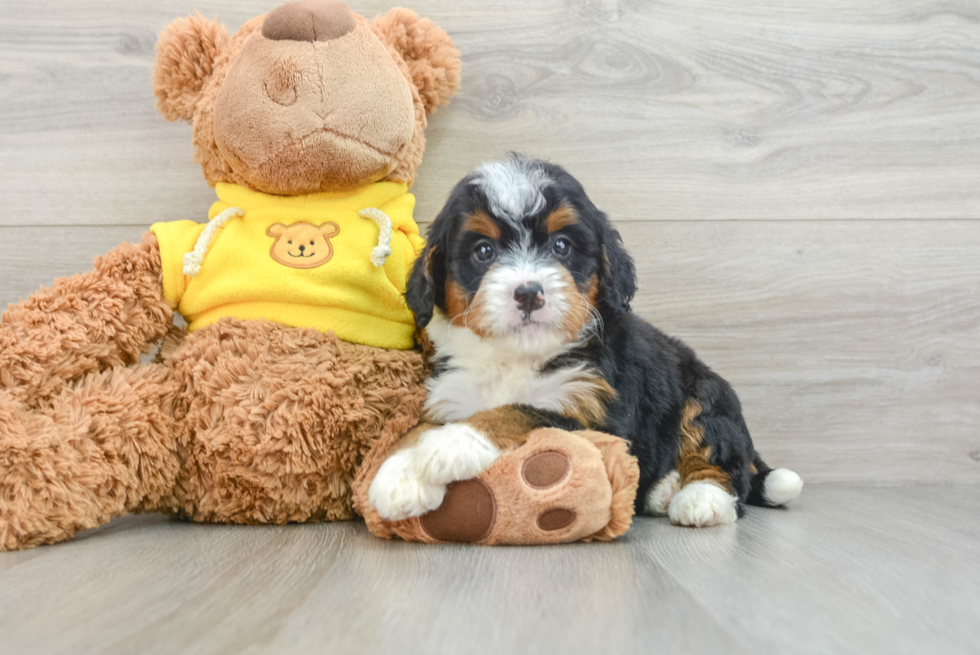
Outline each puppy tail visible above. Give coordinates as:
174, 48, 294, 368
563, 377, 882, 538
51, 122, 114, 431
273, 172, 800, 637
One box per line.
746, 455, 803, 507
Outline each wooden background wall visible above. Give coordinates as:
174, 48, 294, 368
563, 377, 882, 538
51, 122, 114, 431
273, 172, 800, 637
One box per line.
1, 0, 977, 485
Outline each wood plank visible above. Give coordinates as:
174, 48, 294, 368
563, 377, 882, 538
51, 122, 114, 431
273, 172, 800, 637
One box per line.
618, 219, 980, 485
1, 220, 977, 485
636, 485, 980, 655
0, 225, 149, 306
2, 1, 980, 225
0, 516, 743, 655
0, 486, 978, 655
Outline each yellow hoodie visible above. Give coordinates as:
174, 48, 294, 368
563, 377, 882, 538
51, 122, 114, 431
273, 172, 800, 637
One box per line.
150, 182, 424, 350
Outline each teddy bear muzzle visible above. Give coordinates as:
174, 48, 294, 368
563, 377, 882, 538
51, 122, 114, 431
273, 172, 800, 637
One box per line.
261, 0, 356, 43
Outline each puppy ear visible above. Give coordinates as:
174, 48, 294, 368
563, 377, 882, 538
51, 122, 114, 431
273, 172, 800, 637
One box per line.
406, 243, 441, 328
406, 196, 460, 327
320, 222, 340, 237
153, 12, 229, 122
370, 8, 461, 114
266, 223, 286, 238
598, 221, 636, 314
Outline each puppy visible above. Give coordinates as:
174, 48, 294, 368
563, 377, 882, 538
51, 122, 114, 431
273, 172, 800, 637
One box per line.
369, 154, 802, 527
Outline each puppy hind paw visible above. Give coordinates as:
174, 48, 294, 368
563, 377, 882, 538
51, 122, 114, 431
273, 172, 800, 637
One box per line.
668, 481, 738, 527
643, 470, 680, 516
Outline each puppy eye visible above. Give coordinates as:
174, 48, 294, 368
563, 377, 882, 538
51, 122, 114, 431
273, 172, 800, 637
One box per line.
473, 241, 496, 264
310, 240, 315, 245
552, 237, 572, 258
288, 240, 293, 245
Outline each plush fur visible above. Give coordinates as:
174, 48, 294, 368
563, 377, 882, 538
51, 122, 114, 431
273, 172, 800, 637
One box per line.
353, 417, 639, 545
391, 154, 802, 528
0, 1, 459, 551
152, 2, 460, 192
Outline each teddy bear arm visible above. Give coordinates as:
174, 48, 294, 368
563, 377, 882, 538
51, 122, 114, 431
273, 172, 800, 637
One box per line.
0, 232, 173, 408
573, 430, 642, 542
356, 422, 640, 545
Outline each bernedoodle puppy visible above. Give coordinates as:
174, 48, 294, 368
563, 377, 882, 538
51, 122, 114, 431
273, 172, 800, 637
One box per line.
370, 154, 802, 527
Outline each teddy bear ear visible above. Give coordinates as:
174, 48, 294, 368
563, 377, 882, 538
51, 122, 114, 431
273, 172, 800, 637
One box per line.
153, 12, 230, 122
266, 223, 287, 237
370, 8, 461, 114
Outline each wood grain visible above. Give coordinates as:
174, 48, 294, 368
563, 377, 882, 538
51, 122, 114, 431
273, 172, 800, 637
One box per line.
2, 220, 977, 484
2, 3, 977, 652
0, 485, 977, 655
1, 1, 979, 485
619, 219, 980, 485
2, 1, 980, 225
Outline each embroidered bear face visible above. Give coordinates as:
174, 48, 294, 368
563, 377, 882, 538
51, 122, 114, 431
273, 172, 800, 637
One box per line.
266, 221, 340, 269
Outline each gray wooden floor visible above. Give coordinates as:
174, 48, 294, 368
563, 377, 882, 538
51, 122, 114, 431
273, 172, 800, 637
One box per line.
1, 485, 978, 655
2, 1, 979, 653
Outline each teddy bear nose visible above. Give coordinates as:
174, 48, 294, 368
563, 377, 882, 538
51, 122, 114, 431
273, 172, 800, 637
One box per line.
261, 0, 356, 42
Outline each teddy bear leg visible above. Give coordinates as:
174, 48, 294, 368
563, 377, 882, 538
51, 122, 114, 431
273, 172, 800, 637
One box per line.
0, 363, 179, 551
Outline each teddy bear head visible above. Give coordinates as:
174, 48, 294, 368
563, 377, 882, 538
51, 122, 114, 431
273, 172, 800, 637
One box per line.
153, 0, 460, 195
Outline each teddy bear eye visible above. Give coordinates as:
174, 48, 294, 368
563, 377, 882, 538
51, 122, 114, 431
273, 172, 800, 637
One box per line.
264, 60, 300, 107
288, 240, 293, 244
310, 240, 315, 245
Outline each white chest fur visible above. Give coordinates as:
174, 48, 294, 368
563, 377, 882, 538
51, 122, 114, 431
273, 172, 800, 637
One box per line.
423, 316, 599, 423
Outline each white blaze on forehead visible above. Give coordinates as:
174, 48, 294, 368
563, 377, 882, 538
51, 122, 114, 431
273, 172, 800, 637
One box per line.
471, 155, 551, 222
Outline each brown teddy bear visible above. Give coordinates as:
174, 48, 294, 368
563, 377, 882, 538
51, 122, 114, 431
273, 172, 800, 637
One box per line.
0, 0, 638, 551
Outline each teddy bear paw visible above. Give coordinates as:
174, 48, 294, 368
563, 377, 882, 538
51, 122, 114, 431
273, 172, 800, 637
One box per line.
419, 444, 581, 543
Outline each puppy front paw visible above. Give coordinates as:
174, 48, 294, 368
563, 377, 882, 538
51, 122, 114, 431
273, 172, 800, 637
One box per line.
668, 481, 738, 527
412, 423, 501, 485
368, 424, 501, 521
369, 449, 447, 521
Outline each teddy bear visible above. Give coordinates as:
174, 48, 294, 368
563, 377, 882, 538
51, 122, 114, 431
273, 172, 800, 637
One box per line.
0, 0, 638, 551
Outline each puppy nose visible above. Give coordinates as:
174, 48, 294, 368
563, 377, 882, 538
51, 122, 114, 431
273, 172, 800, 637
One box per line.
514, 283, 545, 313
262, 0, 356, 42
299, 244, 306, 251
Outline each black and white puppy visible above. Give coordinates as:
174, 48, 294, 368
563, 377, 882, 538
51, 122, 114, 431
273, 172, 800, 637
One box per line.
372, 154, 802, 527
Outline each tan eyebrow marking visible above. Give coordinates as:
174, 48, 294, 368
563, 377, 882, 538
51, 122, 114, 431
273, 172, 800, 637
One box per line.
463, 210, 501, 240
546, 204, 578, 233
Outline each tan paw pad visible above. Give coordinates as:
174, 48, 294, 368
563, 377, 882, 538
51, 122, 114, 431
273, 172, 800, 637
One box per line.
521, 450, 571, 489
419, 479, 496, 543
537, 508, 577, 531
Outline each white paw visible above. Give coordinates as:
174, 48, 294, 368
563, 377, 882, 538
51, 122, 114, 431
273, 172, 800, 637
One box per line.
368, 449, 447, 521
764, 468, 803, 506
644, 470, 680, 516
668, 481, 738, 527
412, 424, 501, 485
369, 424, 501, 521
